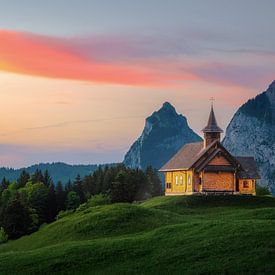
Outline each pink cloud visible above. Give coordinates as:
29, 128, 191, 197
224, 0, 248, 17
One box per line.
0, 29, 274, 89
0, 30, 196, 86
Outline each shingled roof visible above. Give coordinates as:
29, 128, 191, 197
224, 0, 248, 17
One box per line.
159, 142, 204, 171
235, 157, 261, 179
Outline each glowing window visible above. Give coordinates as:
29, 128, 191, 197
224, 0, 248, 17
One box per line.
180, 176, 183, 185
243, 181, 249, 188
176, 176, 178, 185
188, 175, 191, 185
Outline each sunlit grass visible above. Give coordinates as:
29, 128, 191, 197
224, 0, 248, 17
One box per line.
0, 195, 274, 274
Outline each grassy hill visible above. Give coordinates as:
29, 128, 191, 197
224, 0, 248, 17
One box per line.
0, 195, 275, 274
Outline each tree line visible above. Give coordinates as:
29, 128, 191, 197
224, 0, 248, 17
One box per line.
0, 164, 163, 241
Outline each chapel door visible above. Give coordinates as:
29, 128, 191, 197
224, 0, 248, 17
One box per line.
236, 180, 239, 192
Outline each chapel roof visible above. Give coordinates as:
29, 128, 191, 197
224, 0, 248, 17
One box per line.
235, 156, 261, 179
159, 141, 204, 171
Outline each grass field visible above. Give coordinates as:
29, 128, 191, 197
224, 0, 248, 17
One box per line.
0, 195, 275, 274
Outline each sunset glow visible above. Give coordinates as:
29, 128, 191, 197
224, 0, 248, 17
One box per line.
0, 0, 275, 167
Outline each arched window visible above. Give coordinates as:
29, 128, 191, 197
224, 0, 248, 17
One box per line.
180, 175, 183, 185
188, 175, 191, 185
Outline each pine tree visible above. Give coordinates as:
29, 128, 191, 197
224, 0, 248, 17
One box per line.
65, 180, 72, 193
66, 191, 80, 210
46, 183, 57, 222
43, 170, 52, 187
102, 167, 113, 193
55, 181, 66, 212
2, 177, 10, 189
3, 196, 32, 239
31, 169, 44, 184
73, 174, 85, 203
93, 166, 104, 194
110, 171, 128, 203
146, 166, 163, 196
1, 177, 10, 192
17, 170, 30, 188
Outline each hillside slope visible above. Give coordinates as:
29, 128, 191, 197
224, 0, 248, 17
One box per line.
0, 195, 275, 274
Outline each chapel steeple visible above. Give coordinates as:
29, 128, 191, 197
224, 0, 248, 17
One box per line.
202, 101, 223, 148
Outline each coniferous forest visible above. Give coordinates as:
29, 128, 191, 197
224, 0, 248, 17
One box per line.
0, 165, 163, 241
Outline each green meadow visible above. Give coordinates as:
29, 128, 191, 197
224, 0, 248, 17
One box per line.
0, 195, 275, 274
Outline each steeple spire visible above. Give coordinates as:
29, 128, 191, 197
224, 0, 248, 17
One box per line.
202, 101, 223, 147
203, 104, 223, 134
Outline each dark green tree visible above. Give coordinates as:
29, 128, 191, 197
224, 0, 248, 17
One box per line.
55, 181, 66, 212
43, 170, 52, 187
0, 178, 10, 192
17, 170, 30, 188
94, 166, 104, 194
29, 183, 49, 225
146, 166, 163, 196
110, 170, 137, 203
66, 191, 80, 210
256, 184, 272, 196
46, 183, 57, 222
3, 196, 32, 239
65, 180, 72, 193
31, 169, 44, 184
82, 175, 94, 198
73, 174, 85, 203
102, 166, 114, 194
131, 169, 149, 201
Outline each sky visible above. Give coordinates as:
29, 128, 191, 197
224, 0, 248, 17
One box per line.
0, 0, 275, 167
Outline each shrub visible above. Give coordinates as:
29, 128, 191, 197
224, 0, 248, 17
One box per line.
256, 184, 272, 196
0, 227, 8, 244
66, 191, 80, 210
76, 194, 111, 212
56, 209, 74, 220
87, 194, 111, 207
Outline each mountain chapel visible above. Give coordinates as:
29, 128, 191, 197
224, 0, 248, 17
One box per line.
159, 104, 260, 195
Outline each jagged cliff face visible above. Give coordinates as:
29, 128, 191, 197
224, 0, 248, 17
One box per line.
123, 102, 202, 170
223, 81, 275, 193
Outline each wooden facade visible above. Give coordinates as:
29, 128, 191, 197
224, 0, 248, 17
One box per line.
160, 105, 260, 196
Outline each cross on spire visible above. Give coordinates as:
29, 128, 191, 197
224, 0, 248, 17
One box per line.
202, 99, 223, 134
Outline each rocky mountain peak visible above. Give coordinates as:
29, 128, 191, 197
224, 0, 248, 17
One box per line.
237, 81, 275, 124
161, 101, 176, 112
149, 102, 180, 120
268, 80, 275, 90
144, 102, 188, 136
223, 82, 275, 194
123, 102, 202, 169
266, 80, 275, 104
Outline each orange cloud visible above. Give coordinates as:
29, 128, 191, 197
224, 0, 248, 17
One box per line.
1, 29, 273, 89
0, 30, 197, 87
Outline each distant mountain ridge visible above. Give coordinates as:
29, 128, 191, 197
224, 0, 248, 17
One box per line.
123, 102, 202, 169
0, 162, 114, 184
223, 81, 275, 194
